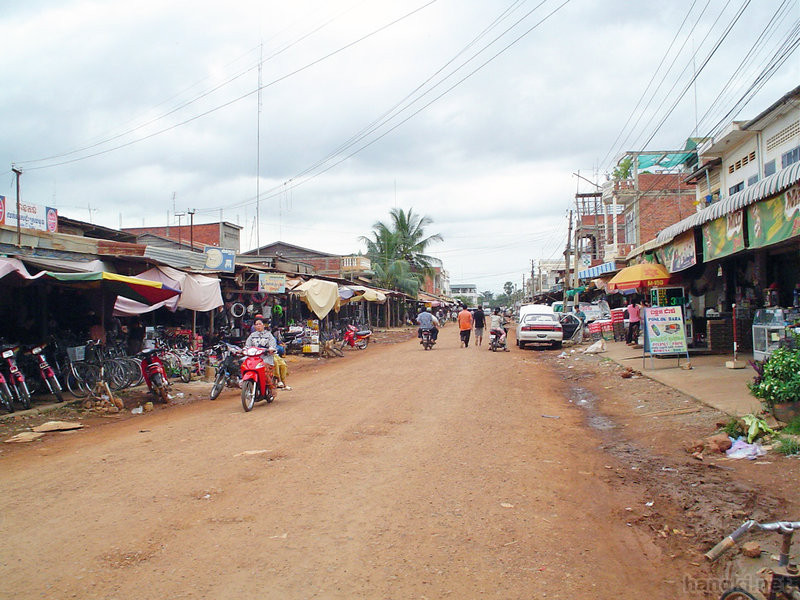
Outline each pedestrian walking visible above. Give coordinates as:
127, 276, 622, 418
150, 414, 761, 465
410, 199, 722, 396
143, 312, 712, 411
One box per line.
458, 306, 473, 348
472, 304, 486, 348
626, 299, 641, 345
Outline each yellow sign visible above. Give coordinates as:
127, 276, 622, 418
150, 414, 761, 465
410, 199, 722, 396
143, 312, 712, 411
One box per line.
258, 273, 286, 293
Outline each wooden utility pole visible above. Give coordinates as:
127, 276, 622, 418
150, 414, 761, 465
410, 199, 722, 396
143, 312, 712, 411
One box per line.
11, 166, 21, 246
564, 210, 573, 308
188, 209, 196, 250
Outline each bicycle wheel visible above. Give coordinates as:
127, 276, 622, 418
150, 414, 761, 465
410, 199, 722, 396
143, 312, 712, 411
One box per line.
72, 361, 101, 392
103, 359, 129, 391
62, 365, 90, 399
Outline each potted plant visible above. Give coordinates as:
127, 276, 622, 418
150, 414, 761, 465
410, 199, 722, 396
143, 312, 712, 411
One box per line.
748, 343, 800, 423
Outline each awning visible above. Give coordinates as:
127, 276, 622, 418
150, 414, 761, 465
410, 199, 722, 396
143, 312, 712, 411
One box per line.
658, 161, 800, 242
346, 285, 386, 303
626, 235, 675, 261
113, 266, 223, 316
44, 271, 181, 304
0, 257, 46, 281
577, 260, 620, 280
293, 278, 340, 319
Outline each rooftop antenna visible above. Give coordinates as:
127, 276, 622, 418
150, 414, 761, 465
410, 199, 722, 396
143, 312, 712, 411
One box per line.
255, 41, 262, 255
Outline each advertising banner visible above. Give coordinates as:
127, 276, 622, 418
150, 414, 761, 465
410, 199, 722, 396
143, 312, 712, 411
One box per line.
203, 246, 235, 273
656, 230, 696, 273
0, 196, 58, 233
258, 273, 286, 294
702, 210, 744, 261
746, 184, 800, 248
643, 306, 688, 355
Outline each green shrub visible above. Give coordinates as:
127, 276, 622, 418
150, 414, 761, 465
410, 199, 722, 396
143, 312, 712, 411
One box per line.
784, 415, 800, 435
775, 436, 800, 456
722, 417, 744, 438
748, 347, 800, 409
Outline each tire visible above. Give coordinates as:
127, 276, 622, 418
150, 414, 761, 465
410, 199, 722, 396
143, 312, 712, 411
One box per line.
0, 382, 14, 413
150, 373, 169, 404
552, 341, 563, 349
356, 338, 368, 350
180, 367, 191, 384
47, 376, 64, 403
16, 381, 32, 410
241, 379, 256, 412
209, 373, 226, 400
719, 589, 762, 600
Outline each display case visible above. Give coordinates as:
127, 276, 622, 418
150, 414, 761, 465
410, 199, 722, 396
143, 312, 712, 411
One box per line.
752, 308, 789, 361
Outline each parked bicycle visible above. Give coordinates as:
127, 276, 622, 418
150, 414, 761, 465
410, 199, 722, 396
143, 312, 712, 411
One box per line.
706, 519, 800, 599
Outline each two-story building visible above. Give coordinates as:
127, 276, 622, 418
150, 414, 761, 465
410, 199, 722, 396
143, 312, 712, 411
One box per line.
450, 283, 478, 306
242, 241, 374, 280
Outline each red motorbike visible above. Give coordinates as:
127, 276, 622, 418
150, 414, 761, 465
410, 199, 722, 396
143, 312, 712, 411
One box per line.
25, 343, 64, 403
139, 348, 170, 403
240, 346, 275, 412
340, 324, 372, 350
0, 369, 14, 413
1, 346, 31, 410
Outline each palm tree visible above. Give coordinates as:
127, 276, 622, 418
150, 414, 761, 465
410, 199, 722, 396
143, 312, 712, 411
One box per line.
360, 225, 420, 296
360, 208, 443, 296
388, 208, 443, 273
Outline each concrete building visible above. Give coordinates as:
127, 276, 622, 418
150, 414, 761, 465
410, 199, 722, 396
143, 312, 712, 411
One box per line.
450, 283, 478, 306
122, 222, 242, 252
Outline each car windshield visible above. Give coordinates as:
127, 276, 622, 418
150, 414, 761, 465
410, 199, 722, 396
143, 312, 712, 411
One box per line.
523, 313, 556, 323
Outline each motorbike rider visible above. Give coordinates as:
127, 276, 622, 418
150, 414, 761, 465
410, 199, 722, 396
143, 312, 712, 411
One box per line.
244, 317, 278, 395
416, 306, 440, 343
489, 307, 509, 351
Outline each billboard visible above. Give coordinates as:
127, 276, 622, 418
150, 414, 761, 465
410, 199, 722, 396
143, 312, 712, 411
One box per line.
0, 196, 58, 233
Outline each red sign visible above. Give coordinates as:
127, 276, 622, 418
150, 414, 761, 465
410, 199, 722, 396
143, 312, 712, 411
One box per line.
0, 196, 5, 224
46, 208, 58, 232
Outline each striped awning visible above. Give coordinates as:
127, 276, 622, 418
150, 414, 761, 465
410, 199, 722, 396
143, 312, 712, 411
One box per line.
577, 260, 619, 280
657, 161, 800, 242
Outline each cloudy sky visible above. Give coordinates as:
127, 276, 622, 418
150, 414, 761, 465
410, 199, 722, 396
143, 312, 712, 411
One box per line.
2, 0, 798, 294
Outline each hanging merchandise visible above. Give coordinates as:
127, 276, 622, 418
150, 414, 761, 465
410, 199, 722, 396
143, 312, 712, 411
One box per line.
252, 292, 266, 304
230, 302, 246, 318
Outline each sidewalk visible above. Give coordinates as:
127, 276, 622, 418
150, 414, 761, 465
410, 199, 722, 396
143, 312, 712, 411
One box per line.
600, 339, 762, 416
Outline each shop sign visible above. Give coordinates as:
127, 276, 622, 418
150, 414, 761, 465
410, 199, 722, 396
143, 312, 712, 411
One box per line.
746, 183, 800, 248
643, 306, 688, 355
258, 273, 286, 294
656, 230, 696, 273
203, 246, 235, 272
702, 210, 744, 261
0, 196, 58, 232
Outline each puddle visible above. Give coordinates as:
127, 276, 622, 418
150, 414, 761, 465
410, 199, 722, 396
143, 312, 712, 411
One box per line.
569, 386, 616, 431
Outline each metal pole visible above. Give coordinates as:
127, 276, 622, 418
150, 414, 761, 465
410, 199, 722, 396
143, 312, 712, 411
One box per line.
12, 166, 22, 246
189, 209, 195, 250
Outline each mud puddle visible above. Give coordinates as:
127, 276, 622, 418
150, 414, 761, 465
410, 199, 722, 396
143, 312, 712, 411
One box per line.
567, 383, 781, 551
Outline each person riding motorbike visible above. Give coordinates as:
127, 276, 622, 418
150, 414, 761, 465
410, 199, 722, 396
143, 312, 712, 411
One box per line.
416, 307, 440, 344
243, 317, 278, 396
489, 307, 509, 350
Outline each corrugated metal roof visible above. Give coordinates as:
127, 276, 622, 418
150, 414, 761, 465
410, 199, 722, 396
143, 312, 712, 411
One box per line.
143, 246, 209, 271
657, 161, 800, 242
626, 235, 675, 260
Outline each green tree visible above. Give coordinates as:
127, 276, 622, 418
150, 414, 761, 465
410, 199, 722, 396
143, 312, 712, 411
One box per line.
612, 156, 632, 180
503, 281, 514, 296
360, 207, 443, 297
479, 290, 494, 305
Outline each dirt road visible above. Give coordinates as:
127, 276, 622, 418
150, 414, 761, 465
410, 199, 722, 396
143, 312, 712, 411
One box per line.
1, 329, 733, 599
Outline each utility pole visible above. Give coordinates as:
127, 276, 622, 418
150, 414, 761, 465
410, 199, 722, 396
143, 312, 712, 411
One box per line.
175, 212, 185, 249
11, 166, 22, 246
563, 210, 573, 309
188, 209, 196, 251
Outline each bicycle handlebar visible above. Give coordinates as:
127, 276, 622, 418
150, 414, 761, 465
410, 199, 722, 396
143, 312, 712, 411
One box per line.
705, 520, 800, 562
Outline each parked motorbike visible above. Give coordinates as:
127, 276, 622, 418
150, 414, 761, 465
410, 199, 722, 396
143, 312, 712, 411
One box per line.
240, 346, 275, 412
420, 329, 435, 350
488, 328, 509, 352
340, 324, 372, 350
1, 346, 31, 409
209, 342, 242, 400
24, 343, 64, 403
139, 348, 170, 403
276, 326, 305, 355
0, 369, 14, 413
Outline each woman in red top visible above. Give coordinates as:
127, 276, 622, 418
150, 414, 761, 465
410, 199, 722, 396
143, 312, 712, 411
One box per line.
626, 300, 641, 345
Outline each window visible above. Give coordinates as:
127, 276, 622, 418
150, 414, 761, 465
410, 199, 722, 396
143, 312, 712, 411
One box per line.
747, 174, 759, 186
782, 145, 800, 169
764, 159, 776, 177
729, 182, 744, 195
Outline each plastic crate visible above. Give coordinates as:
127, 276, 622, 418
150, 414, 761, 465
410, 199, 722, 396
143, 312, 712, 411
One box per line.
67, 346, 85, 362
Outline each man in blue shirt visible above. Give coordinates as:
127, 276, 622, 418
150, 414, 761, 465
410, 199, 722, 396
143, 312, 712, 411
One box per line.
416, 307, 440, 343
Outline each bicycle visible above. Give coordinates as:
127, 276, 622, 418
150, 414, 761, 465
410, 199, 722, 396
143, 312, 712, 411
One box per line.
706, 519, 800, 599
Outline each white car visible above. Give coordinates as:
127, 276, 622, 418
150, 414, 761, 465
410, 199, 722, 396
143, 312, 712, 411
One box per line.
515, 304, 563, 349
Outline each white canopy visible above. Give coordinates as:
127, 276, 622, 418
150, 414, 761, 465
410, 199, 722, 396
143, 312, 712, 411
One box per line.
113, 266, 223, 316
